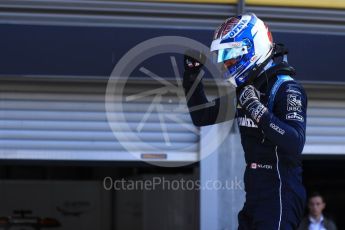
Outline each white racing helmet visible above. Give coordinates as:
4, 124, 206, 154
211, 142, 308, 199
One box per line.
211, 13, 274, 87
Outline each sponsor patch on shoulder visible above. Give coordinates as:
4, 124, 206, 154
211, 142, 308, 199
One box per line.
287, 94, 302, 112
286, 112, 304, 122
286, 84, 302, 95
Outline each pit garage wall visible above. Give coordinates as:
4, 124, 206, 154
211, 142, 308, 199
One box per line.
1, 1, 345, 155
1, 14, 345, 158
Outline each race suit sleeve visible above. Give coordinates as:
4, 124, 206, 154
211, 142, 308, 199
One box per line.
258, 81, 307, 154
183, 72, 235, 127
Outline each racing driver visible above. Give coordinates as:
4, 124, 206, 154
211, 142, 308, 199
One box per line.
183, 13, 307, 229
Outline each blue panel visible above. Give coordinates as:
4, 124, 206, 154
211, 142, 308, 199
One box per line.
0, 24, 343, 82
0, 25, 213, 77
273, 33, 343, 83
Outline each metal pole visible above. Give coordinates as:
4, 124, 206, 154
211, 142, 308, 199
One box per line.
237, 0, 246, 15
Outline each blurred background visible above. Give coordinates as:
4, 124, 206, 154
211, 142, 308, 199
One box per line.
0, 0, 344, 229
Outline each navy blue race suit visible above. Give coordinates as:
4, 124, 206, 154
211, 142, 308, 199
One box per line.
183, 64, 307, 230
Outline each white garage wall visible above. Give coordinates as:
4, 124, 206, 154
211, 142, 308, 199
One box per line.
0, 79, 199, 162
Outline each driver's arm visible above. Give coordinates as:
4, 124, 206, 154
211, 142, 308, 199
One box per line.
183, 64, 235, 127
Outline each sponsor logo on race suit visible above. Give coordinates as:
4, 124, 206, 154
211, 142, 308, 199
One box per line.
286, 85, 302, 95
250, 163, 273, 170
269, 123, 285, 135
286, 112, 304, 122
287, 94, 302, 112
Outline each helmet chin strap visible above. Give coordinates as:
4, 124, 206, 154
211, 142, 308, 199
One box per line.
238, 50, 274, 89
253, 43, 296, 90
283, 54, 288, 63
260, 59, 274, 75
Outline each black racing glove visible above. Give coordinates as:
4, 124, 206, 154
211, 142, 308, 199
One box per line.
238, 85, 267, 123
183, 49, 206, 83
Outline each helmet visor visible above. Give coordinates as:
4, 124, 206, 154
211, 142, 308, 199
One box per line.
216, 46, 248, 63
210, 39, 250, 64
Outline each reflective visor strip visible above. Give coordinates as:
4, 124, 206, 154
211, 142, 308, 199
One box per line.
210, 39, 243, 52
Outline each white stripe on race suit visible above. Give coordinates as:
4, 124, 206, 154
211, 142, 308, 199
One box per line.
275, 146, 282, 230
